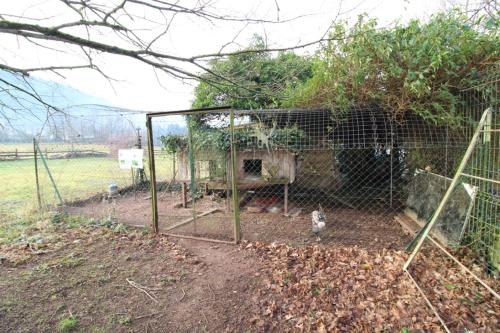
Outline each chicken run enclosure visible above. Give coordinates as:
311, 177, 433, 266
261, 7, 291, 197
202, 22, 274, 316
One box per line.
145, 95, 498, 253
17, 67, 497, 320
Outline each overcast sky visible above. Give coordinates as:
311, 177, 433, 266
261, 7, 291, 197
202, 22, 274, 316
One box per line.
1, 0, 464, 112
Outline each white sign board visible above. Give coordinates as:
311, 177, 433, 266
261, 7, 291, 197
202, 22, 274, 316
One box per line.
118, 149, 144, 169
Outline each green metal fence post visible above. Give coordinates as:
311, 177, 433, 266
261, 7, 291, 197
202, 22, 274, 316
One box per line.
187, 115, 197, 233
230, 110, 241, 243
33, 138, 42, 209
35, 141, 63, 206
146, 116, 159, 233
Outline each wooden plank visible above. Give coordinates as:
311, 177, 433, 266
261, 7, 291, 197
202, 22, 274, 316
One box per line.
164, 208, 220, 231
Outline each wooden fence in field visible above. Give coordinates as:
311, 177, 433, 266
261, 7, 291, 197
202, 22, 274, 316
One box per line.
0, 149, 107, 160
0, 148, 165, 160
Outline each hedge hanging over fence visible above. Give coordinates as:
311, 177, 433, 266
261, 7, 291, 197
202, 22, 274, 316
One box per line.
286, 12, 499, 125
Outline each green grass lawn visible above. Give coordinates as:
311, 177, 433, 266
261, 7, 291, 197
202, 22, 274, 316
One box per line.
0, 143, 110, 153
0, 154, 173, 216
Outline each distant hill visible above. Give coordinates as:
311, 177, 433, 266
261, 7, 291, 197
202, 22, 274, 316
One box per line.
0, 71, 145, 142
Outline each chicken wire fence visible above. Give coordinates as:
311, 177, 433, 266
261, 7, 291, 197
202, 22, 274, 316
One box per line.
145, 104, 479, 246
403, 66, 499, 332
0, 108, 163, 226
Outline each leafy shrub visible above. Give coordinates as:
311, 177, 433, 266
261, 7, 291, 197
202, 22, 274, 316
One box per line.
287, 12, 498, 126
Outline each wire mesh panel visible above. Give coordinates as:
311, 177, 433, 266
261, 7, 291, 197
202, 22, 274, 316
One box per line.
404, 109, 499, 331
145, 106, 476, 248
403, 66, 499, 332
0, 141, 39, 220
0, 108, 150, 225
148, 109, 237, 242
229, 108, 469, 247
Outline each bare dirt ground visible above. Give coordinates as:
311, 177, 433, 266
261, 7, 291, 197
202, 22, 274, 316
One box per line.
0, 225, 263, 333
66, 190, 410, 249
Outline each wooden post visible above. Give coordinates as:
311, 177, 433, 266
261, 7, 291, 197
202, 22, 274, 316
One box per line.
33, 138, 41, 209
284, 183, 288, 214
230, 110, 241, 243
15, 148, 18, 160
146, 116, 159, 234
182, 182, 188, 208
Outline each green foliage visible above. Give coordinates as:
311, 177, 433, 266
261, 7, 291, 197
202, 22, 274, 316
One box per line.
58, 317, 77, 332
192, 35, 313, 110
160, 134, 187, 154
288, 12, 499, 125
160, 125, 308, 153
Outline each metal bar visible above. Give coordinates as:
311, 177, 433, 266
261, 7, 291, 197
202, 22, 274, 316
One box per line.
187, 115, 197, 233
35, 142, 63, 206
33, 138, 41, 209
427, 236, 500, 300
390, 120, 394, 208
404, 270, 451, 333
146, 116, 159, 234
230, 110, 241, 243
460, 173, 500, 185
163, 233, 235, 244
145, 107, 328, 118
146, 106, 231, 118
164, 208, 220, 231
479, 129, 500, 132
403, 108, 492, 271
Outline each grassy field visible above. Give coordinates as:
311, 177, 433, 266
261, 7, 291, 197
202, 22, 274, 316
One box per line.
0, 154, 173, 216
0, 143, 110, 153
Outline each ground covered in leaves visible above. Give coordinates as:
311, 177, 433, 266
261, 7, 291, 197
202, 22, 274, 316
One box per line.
1, 216, 498, 332
245, 242, 499, 332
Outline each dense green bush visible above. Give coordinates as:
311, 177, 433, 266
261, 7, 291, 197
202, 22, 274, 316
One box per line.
192, 35, 313, 110
286, 12, 498, 125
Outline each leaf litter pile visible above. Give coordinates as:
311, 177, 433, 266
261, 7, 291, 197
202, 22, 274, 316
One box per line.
245, 242, 499, 332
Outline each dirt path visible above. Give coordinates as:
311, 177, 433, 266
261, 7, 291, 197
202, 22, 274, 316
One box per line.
0, 226, 262, 333
169, 239, 263, 332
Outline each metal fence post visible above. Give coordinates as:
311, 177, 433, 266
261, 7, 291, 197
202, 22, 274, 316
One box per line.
35, 141, 63, 206
33, 138, 42, 209
146, 116, 159, 234
187, 115, 197, 233
230, 110, 241, 243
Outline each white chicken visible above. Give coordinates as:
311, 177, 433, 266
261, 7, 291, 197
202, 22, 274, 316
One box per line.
311, 204, 327, 241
